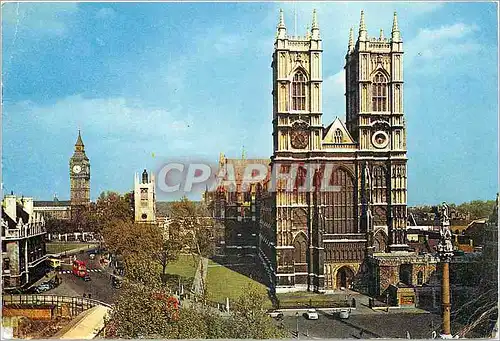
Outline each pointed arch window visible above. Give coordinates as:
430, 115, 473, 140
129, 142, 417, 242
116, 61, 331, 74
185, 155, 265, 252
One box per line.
334, 129, 343, 143
292, 71, 307, 111
417, 271, 424, 285
293, 233, 307, 263
372, 72, 388, 112
373, 166, 388, 203
330, 168, 355, 234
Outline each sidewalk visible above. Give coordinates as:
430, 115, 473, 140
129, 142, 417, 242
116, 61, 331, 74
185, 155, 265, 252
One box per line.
192, 257, 208, 296
51, 304, 111, 339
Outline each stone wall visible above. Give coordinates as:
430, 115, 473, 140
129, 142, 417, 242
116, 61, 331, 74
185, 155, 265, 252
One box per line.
2, 305, 55, 320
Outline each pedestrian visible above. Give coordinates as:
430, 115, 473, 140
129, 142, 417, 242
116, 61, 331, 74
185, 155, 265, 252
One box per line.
83, 293, 86, 298
88, 293, 92, 299
359, 330, 364, 338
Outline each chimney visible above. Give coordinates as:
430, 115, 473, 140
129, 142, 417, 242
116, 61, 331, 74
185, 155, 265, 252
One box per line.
4, 194, 17, 222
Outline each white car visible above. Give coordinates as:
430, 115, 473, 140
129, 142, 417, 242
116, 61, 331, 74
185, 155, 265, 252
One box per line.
339, 309, 350, 319
305, 309, 319, 320
269, 311, 284, 319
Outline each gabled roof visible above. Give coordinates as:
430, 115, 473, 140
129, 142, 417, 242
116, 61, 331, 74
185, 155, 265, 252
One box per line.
16, 204, 29, 223
2, 203, 30, 228
322, 117, 355, 144
2, 210, 16, 228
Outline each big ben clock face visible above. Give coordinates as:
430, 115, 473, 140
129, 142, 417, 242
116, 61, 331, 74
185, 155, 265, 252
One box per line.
73, 165, 82, 174
291, 130, 309, 149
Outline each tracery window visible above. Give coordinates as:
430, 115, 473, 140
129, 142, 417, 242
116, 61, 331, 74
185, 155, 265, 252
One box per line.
292, 71, 307, 111
330, 168, 355, 234
417, 271, 424, 285
293, 233, 307, 263
334, 129, 343, 143
373, 166, 388, 203
372, 72, 388, 112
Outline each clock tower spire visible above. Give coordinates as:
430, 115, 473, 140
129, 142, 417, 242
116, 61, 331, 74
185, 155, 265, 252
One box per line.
70, 130, 90, 206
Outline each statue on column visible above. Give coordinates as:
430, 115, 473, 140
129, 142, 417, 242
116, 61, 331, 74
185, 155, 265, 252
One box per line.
438, 202, 454, 256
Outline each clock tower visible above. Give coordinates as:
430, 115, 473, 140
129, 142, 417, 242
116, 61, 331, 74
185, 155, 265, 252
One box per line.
70, 130, 90, 206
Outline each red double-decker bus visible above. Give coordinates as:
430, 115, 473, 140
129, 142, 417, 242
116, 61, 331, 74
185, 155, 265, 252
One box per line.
72, 260, 88, 278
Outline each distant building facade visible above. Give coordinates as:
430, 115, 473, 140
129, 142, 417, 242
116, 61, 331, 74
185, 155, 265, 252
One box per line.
204, 154, 270, 255
134, 169, 156, 224
2, 194, 47, 290
33, 196, 71, 220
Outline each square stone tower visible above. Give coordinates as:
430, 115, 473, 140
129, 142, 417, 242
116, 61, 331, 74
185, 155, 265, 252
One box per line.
134, 169, 156, 224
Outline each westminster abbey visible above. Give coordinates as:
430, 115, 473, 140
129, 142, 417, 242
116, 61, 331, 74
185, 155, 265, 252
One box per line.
207, 10, 412, 294
257, 10, 409, 293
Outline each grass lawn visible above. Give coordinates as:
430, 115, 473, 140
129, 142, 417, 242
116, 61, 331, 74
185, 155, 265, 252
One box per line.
164, 254, 199, 279
206, 259, 270, 307
46, 243, 96, 254
275, 291, 348, 309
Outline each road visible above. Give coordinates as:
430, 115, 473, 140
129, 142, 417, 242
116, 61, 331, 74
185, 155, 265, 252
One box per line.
276, 310, 441, 339
43, 250, 120, 304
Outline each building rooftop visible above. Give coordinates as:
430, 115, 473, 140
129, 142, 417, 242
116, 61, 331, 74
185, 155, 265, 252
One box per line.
34, 200, 71, 207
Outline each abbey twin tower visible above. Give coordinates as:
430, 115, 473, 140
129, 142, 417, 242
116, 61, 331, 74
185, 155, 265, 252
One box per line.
257, 10, 409, 293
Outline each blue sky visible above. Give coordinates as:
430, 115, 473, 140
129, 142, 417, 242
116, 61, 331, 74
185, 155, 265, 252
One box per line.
1, 1, 498, 205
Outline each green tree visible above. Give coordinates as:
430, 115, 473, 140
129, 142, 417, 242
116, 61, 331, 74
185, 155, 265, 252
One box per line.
102, 220, 163, 285
45, 217, 71, 235
169, 197, 216, 296
88, 191, 134, 233
105, 281, 177, 338
227, 284, 288, 339
457, 200, 496, 220
106, 280, 232, 339
159, 228, 184, 284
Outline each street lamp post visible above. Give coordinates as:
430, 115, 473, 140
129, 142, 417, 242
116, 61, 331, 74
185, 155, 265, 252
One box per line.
437, 202, 454, 338
296, 312, 299, 338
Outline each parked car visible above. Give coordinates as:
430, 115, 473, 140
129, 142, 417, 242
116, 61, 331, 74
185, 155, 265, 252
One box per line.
269, 311, 284, 319
34, 283, 51, 293
305, 309, 319, 320
89, 253, 96, 260
339, 309, 350, 319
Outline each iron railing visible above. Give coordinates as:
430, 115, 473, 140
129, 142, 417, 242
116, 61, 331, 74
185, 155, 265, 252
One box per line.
2, 294, 112, 317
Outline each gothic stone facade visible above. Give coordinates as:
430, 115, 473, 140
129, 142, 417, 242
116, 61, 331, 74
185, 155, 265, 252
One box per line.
259, 10, 408, 293
205, 155, 270, 255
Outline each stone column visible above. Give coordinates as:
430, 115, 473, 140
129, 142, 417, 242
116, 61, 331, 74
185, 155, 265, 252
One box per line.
437, 202, 453, 338
441, 261, 451, 336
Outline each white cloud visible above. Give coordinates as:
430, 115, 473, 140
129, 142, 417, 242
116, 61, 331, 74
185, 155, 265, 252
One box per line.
95, 7, 116, 20
406, 23, 481, 70
417, 23, 479, 41
4, 95, 191, 141
1, 2, 79, 36
213, 33, 243, 55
